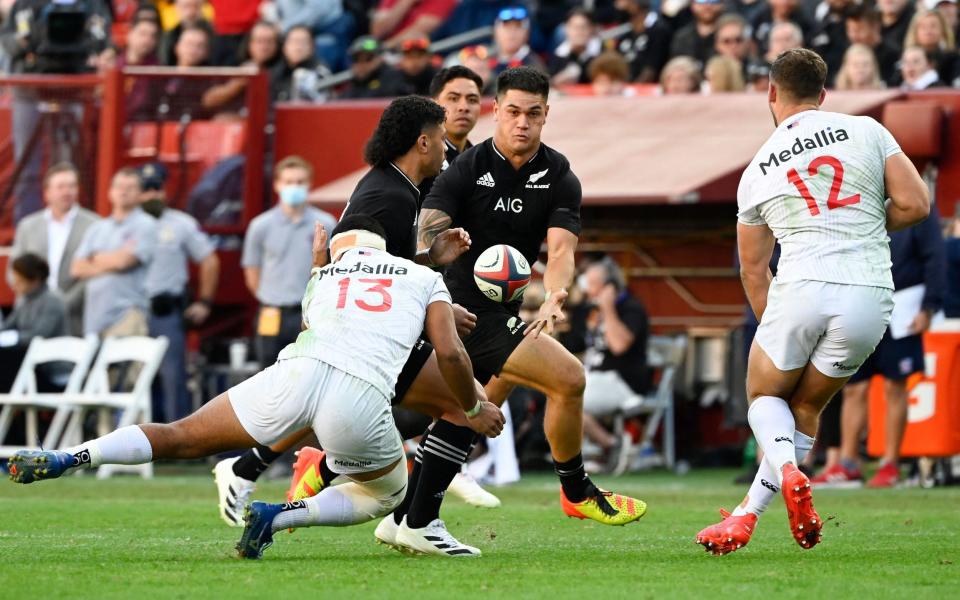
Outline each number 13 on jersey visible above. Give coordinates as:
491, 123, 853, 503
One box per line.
786, 155, 861, 216
336, 277, 393, 312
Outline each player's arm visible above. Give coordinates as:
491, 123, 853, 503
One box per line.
884, 152, 930, 232
525, 227, 577, 338
425, 300, 505, 437
737, 222, 776, 321
416, 208, 471, 267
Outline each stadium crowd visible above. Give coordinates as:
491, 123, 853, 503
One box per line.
1, 0, 959, 108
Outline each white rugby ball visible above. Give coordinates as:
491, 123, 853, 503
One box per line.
473, 244, 531, 303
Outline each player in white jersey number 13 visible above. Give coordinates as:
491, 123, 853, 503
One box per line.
695, 49, 930, 556
7, 214, 498, 561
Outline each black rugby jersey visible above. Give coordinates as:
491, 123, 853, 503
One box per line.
341, 164, 421, 260
421, 138, 472, 198
422, 138, 582, 310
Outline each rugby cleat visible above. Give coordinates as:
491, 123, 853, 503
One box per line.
447, 472, 501, 508
213, 457, 256, 527
236, 501, 282, 559
395, 517, 481, 557
696, 509, 758, 556
286, 447, 328, 502
374, 515, 401, 550
781, 463, 822, 550
8, 450, 74, 484
560, 487, 647, 525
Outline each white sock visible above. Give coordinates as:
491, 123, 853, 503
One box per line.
271, 461, 407, 531
732, 429, 818, 518
747, 396, 797, 484
65, 425, 153, 469
732, 453, 780, 517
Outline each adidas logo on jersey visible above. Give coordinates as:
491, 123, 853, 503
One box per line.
476, 172, 495, 187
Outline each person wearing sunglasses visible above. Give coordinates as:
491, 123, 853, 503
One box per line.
491, 6, 545, 76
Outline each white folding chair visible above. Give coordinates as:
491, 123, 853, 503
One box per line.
0, 335, 100, 458
612, 334, 688, 470
59, 335, 168, 479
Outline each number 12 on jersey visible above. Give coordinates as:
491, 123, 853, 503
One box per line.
336, 277, 393, 312
786, 155, 860, 216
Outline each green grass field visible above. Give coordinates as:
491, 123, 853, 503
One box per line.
2, 467, 958, 599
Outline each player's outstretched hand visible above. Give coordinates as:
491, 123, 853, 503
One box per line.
312, 221, 329, 268
452, 303, 477, 337
524, 289, 568, 338
429, 227, 471, 266
467, 401, 506, 438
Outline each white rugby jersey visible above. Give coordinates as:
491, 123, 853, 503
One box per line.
737, 110, 901, 290
277, 247, 451, 398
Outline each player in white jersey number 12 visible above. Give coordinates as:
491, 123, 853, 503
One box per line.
8, 214, 501, 560
695, 49, 930, 556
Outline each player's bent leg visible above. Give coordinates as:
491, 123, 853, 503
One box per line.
497, 334, 646, 526
237, 459, 408, 559
10, 393, 259, 484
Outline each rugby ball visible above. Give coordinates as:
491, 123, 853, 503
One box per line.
474, 244, 531, 303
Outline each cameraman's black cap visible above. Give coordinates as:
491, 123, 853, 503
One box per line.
138, 162, 168, 191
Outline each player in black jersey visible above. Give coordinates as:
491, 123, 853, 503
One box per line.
213, 94, 505, 557
414, 67, 649, 529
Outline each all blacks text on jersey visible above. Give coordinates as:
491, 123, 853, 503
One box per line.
759, 127, 850, 175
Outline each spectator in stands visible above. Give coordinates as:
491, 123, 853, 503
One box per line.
834, 43, 885, 89
209, 0, 261, 65
242, 156, 337, 367
117, 18, 162, 121
160, 25, 215, 120
135, 3, 162, 27
457, 44, 496, 95
670, 0, 724, 64
879, 0, 916, 52
813, 203, 946, 489
928, 0, 959, 42
713, 14, 767, 85
764, 21, 805, 64
273, 0, 354, 71
751, 0, 812, 59
271, 25, 334, 102
846, 4, 902, 86
615, 0, 672, 83
139, 163, 220, 423
727, 0, 767, 25
0, 254, 69, 392
810, 0, 853, 85
8, 163, 99, 337
945, 211, 960, 317
905, 9, 960, 87
204, 21, 282, 116
71, 168, 157, 338
340, 35, 412, 98
588, 51, 632, 96
704, 55, 746, 92
491, 6, 546, 76
900, 45, 945, 88
548, 9, 603, 86
161, 0, 215, 66
397, 37, 438, 95
580, 258, 650, 475
660, 56, 702, 93
370, 0, 456, 47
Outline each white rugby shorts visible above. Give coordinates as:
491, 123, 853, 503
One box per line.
754, 279, 893, 378
227, 357, 403, 474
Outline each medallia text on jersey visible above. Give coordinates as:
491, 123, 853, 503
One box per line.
759, 127, 850, 175
314, 260, 408, 281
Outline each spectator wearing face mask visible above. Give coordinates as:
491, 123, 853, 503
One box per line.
241, 156, 337, 368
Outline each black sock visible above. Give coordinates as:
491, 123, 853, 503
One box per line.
232, 445, 283, 481
319, 455, 339, 485
406, 419, 475, 529
554, 453, 596, 502
392, 429, 429, 525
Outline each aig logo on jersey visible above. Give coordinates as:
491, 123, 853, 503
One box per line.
526, 168, 550, 189
495, 197, 523, 213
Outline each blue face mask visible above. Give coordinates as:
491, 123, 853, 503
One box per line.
279, 185, 308, 207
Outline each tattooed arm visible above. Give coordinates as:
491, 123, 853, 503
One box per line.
416, 209, 471, 267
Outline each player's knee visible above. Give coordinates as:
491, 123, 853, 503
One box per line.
556, 363, 586, 398
364, 459, 408, 516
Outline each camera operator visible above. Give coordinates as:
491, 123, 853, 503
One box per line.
0, 0, 112, 223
